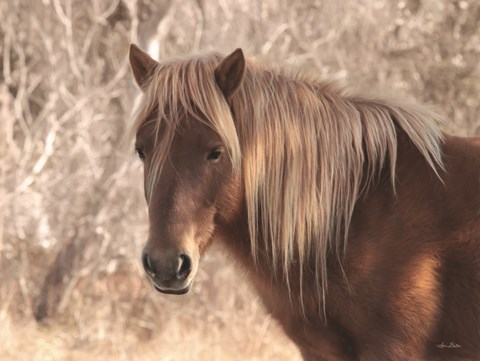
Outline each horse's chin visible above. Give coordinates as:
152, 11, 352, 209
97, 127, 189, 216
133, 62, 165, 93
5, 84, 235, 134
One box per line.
153, 283, 191, 295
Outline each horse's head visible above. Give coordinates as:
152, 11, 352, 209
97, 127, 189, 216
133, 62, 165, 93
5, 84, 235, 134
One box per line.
129, 45, 245, 295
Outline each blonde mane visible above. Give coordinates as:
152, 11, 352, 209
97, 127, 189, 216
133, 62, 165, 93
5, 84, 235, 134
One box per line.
132, 53, 444, 309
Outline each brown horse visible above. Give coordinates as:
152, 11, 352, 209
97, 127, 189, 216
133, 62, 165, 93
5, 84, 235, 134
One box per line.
128, 44, 480, 361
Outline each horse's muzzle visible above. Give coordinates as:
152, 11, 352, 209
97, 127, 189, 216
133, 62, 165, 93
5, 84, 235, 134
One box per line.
153, 283, 191, 295
142, 249, 193, 294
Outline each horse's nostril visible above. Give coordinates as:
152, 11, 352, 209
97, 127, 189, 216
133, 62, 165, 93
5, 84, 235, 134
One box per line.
177, 254, 192, 280
142, 252, 156, 277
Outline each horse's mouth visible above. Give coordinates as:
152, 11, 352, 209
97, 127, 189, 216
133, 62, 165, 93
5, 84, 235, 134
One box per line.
153, 283, 191, 295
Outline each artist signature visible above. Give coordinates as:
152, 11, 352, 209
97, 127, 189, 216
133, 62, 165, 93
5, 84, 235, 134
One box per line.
436, 342, 462, 349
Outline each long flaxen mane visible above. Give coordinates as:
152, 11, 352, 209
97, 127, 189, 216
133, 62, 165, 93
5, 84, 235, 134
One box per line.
132, 52, 444, 307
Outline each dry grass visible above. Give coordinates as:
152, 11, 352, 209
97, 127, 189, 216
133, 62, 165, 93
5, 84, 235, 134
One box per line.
0, 248, 301, 361
1, 0, 479, 360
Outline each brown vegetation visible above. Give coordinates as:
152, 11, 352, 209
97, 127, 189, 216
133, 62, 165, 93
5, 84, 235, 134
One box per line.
1, 0, 479, 360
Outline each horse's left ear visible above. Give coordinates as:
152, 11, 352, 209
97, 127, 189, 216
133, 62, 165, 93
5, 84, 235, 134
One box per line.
129, 44, 159, 90
214, 48, 246, 100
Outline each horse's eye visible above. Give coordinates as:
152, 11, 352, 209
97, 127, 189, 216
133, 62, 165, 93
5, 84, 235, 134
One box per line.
207, 148, 223, 162
135, 147, 145, 160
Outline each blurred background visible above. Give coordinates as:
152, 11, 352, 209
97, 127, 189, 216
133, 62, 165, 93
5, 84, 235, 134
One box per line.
1, 0, 479, 360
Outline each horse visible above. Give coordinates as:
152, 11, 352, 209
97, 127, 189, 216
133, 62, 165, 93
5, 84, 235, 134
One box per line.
128, 44, 480, 361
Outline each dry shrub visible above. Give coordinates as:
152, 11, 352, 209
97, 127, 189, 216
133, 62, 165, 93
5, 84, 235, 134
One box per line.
1, 0, 479, 360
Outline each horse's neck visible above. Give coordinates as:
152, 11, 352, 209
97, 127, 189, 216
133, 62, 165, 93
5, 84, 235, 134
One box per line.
218, 130, 480, 311
351, 131, 480, 246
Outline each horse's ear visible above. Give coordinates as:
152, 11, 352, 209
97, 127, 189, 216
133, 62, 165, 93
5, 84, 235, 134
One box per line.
129, 44, 159, 90
214, 48, 246, 100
